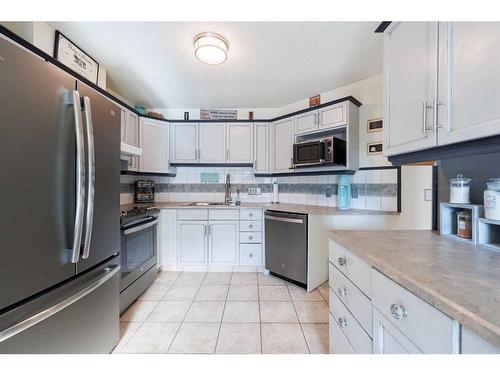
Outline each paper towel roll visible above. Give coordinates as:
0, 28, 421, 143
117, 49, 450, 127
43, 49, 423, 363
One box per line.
272, 181, 279, 203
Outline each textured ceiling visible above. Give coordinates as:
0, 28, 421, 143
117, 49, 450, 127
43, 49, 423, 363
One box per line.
50, 22, 383, 108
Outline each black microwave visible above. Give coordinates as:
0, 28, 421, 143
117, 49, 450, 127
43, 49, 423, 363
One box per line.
292, 136, 346, 167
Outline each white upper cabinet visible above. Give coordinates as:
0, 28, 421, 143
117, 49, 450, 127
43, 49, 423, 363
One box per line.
384, 22, 438, 156
254, 123, 269, 173
272, 118, 294, 173
170, 122, 198, 163
295, 111, 318, 134
319, 102, 347, 130
139, 118, 170, 173
226, 122, 253, 163
438, 22, 500, 145
121, 108, 139, 147
199, 122, 226, 163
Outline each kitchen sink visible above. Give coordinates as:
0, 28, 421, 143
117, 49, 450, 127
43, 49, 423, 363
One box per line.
183, 202, 230, 206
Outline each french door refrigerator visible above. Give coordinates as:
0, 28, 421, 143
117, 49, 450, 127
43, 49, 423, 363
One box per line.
0, 35, 121, 353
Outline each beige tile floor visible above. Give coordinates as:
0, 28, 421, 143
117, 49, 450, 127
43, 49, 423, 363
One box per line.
115, 271, 330, 354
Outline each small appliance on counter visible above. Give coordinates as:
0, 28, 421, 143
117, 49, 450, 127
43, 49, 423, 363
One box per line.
119, 205, 160, 313
135, 180, 155, 203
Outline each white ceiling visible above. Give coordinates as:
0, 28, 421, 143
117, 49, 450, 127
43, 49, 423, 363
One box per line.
50, 22, 383, 109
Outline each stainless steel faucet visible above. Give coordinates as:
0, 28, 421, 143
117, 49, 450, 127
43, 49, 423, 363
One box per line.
224, 174, 233, 205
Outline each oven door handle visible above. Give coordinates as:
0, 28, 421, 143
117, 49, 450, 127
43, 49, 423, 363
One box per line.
123, 218, 159, 235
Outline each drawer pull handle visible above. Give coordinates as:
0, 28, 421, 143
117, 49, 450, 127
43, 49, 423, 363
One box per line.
338, 317, 348, 328
390, 303, 408, 320
337, 257, 347, 266
249, 253, 253, 258
338, 287, 347, 297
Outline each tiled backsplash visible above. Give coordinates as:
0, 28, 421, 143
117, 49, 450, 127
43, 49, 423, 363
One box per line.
121, 167, 399, 211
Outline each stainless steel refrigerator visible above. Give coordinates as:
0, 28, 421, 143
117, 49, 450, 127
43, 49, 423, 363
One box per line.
0, 35, 121, 353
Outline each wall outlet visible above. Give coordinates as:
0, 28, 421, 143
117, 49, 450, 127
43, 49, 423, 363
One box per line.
325, 187, 332, 198
424, 189, 433, 201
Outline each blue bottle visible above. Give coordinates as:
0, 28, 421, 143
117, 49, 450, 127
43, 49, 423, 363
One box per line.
337, 175, 352, 210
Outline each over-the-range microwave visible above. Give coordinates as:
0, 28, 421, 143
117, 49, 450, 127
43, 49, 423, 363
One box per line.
292, 136, 346, 167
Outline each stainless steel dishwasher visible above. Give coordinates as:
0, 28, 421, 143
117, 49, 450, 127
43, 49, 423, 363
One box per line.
264, 210, 308, 287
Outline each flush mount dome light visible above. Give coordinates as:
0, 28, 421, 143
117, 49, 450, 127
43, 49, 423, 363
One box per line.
193, 32, 228, 65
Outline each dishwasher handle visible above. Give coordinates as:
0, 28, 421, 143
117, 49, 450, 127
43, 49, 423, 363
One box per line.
264, 214, 305, 224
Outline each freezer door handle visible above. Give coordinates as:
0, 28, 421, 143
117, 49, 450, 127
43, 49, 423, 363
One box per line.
264, 215, 304, 224
82, 96, 95, 260
71, 90, 85, 263
0, 265, 120, 344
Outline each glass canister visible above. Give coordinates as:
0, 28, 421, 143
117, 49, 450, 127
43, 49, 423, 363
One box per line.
338, 175, 352, 210
456, 210, 472, 239
449, 174, 471, 204
484, 178, 500, 220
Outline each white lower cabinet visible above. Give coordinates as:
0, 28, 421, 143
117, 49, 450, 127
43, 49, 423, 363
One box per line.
329, 312, 355, 354
372, 307, 422, 354
209, 221, 239, 265
461, 327, 500, 354
239, 244, 262, 266
177, 221, 207, 265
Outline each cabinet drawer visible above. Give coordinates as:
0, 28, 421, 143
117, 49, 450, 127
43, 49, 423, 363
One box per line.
239, 209, 262, 220
240, 220, 262, 232
209, 209, 239, 221
239, 244, 262, 266
371, 269, 454, 353
329, 240, 371, 297
177, 209, 208, 220
239, 232, 262, 244
329, 312, 355, 354
329, 263, 372, 337
329, 289, 372, 354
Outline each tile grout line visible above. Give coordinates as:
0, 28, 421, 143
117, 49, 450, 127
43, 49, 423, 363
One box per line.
117, 270, 181, 353
287, 284, 311, 354
257, 273, 264, 354
165, 271, 206, 354
213, 272, 233, 354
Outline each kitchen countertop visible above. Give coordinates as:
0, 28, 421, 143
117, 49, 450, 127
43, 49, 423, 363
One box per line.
120, 202, 400, 216
328, 230, 500, 347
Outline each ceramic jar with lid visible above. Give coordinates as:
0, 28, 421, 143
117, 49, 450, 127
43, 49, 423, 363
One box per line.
484, 178, 500, 220
450, 174, 471, 204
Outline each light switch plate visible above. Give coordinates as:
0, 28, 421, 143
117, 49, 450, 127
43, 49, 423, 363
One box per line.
424, 189, 433, 201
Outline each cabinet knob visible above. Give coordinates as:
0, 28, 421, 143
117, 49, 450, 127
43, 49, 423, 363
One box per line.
249, 213, 253, 217
338, 317, 348, 328
337, 257, 347, 266
249, 236, 253, 240
249, 253, 253, 258
338, 287, 347, 297
249, 224, 253, 228
390, 303, 408, 320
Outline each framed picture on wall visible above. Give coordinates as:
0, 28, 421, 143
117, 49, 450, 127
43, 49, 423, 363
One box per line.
53, 30, 100, 84
367, 118, 383, 133
367, 142, 383, 155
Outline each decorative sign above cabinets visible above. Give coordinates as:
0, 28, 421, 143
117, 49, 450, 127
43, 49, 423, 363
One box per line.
53, 31, 99, 84
200, 109, 237, 120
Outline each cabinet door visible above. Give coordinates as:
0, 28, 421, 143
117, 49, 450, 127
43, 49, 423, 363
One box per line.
125, 111, 139, 147
170, 122, 198, 163
227, 122, 253, 163
372, 308, 422, 354
384, 22, 438, 156
318, 103, 346, 130
254, 123, 269, 173
209, 221, 238, 265
199, 122, 226, 163
120, 108, 126, 142
295, 111, 318, 134
272, 118, 294, 173
139, 118, 169, 173
438, 22, 500, 146
177, 221, 207, 265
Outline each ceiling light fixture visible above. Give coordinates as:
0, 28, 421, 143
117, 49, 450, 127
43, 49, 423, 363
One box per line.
193, 32, 228, 65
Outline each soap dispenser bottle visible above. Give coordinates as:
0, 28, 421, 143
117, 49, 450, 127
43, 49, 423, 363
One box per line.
235, 189, 241, 206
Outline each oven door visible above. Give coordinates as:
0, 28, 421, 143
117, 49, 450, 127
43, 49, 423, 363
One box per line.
120, 216, 158, 291
293, 140, 325, 166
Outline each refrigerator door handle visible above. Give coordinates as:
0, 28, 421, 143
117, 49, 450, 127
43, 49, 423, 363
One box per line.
0, 265, 120, 344
82, 96, 95, 260
71, 90, 85, 263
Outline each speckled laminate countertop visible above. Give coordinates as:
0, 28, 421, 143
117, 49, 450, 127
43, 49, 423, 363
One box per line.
329, 230, 500, 347
120, 202, 399, 216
